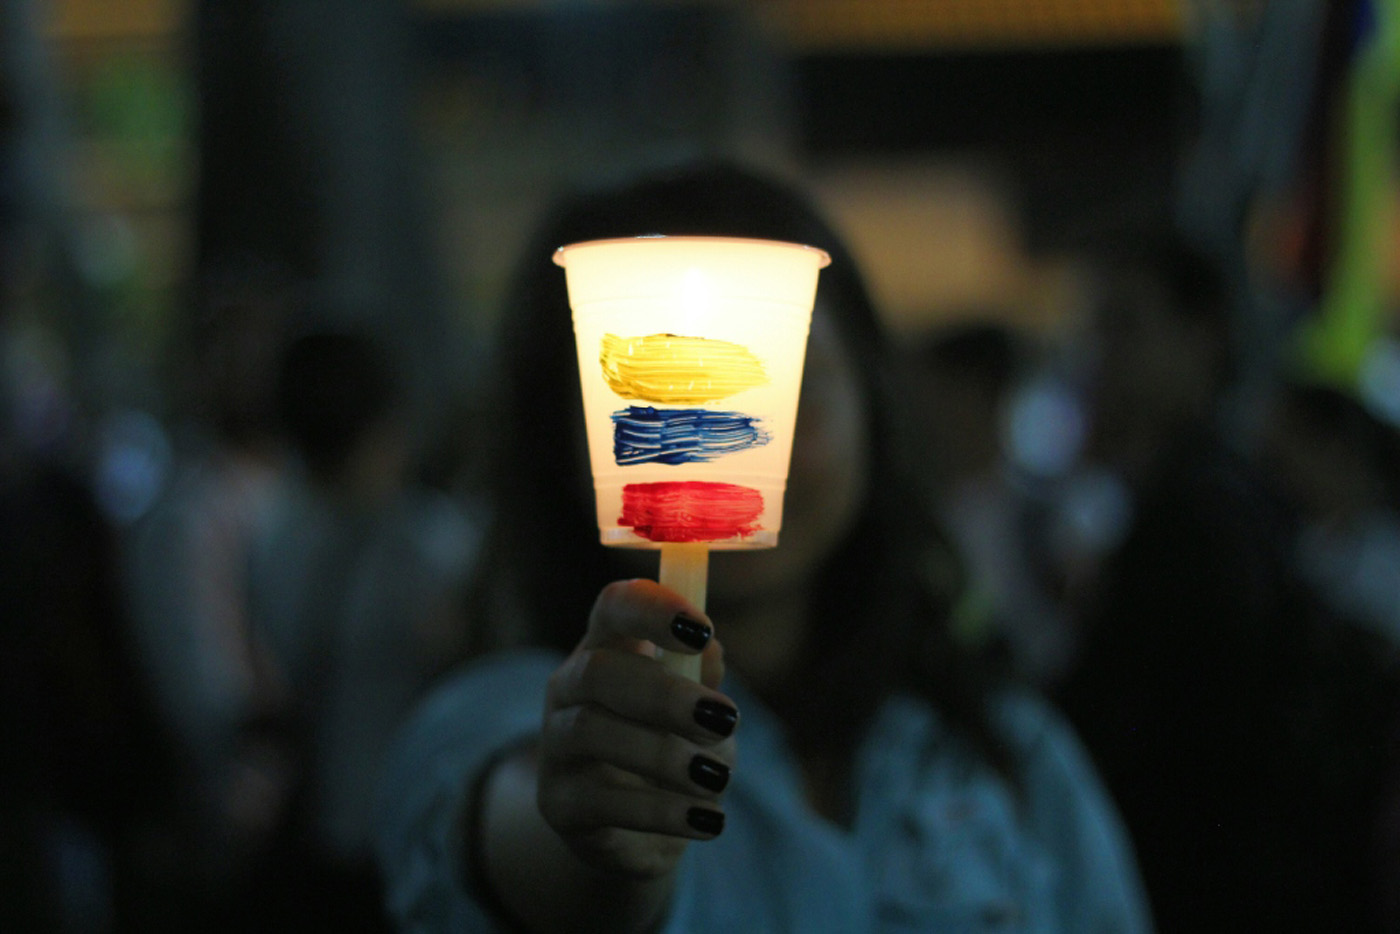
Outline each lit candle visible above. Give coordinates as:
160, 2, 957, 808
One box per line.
556, 235, 830, 678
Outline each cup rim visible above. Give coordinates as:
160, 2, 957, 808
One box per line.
553, 234, 831, 268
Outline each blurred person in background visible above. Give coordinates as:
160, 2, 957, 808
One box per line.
120, 254, 299, 917
235, 326, 479, 931
1257, 378, 1400, 647
375, 159, 1152, 933
904, 320, 1078, 689
1051, 231, 1400, 931
1256, 377, 1400, 929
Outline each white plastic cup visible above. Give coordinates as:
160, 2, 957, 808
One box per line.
557, 235, 830, 549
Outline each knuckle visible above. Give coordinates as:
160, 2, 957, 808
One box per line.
640, 792, 677, 832
593, 579, 667, 638
573, 650, 608, 698
548, 651, 590, 707
562, 704, 601, 754
536, 778, 572, 830
547, 705, 581, 750
599, 579, 631, 600
651, 732, 687, 782
594, 579, 633, 619
545, 666, 569, 706
646, 669, 688, 722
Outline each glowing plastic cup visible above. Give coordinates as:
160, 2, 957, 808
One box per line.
558, 235, 829, 549
556, 235, 829, 676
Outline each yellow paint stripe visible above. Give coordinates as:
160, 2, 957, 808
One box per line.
600, 333, 769, 404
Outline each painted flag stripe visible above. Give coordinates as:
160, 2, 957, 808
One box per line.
612, 405, 771, 465
619, 481, 765, 543
601, 333, 769, 404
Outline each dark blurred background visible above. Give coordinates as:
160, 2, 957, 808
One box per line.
5, 0, 1400, 931
13, 0, 1397, 454
7, 0, 1199, 437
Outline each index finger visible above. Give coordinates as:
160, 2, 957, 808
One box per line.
584, 578, 714, 657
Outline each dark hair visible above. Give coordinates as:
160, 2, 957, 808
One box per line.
910, 320, 1027, 397
1083, 229, 1237, 390
275, 329, 402, 482
172, 251, 304, 446
474, 159, 1011, 776
1081, 228, 1230, 326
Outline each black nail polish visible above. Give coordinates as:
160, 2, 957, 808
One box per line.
689, 755, 730, 793
687, 807, 725, 836
670, 613, 711, 650
693, 698, 738, 737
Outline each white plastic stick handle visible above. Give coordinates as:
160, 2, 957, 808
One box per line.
657, 543, 708, 681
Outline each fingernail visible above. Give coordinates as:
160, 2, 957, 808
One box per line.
689, 755, 730, 793
687, 807, 725, 836
670, 613, 711, 650
693, 698, 738, 738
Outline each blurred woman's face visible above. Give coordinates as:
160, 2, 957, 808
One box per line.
708, 305, 871, 603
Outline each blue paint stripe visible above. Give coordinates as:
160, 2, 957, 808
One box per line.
612, 406, 771, 465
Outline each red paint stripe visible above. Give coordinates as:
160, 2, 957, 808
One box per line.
619, 481, 765, 543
